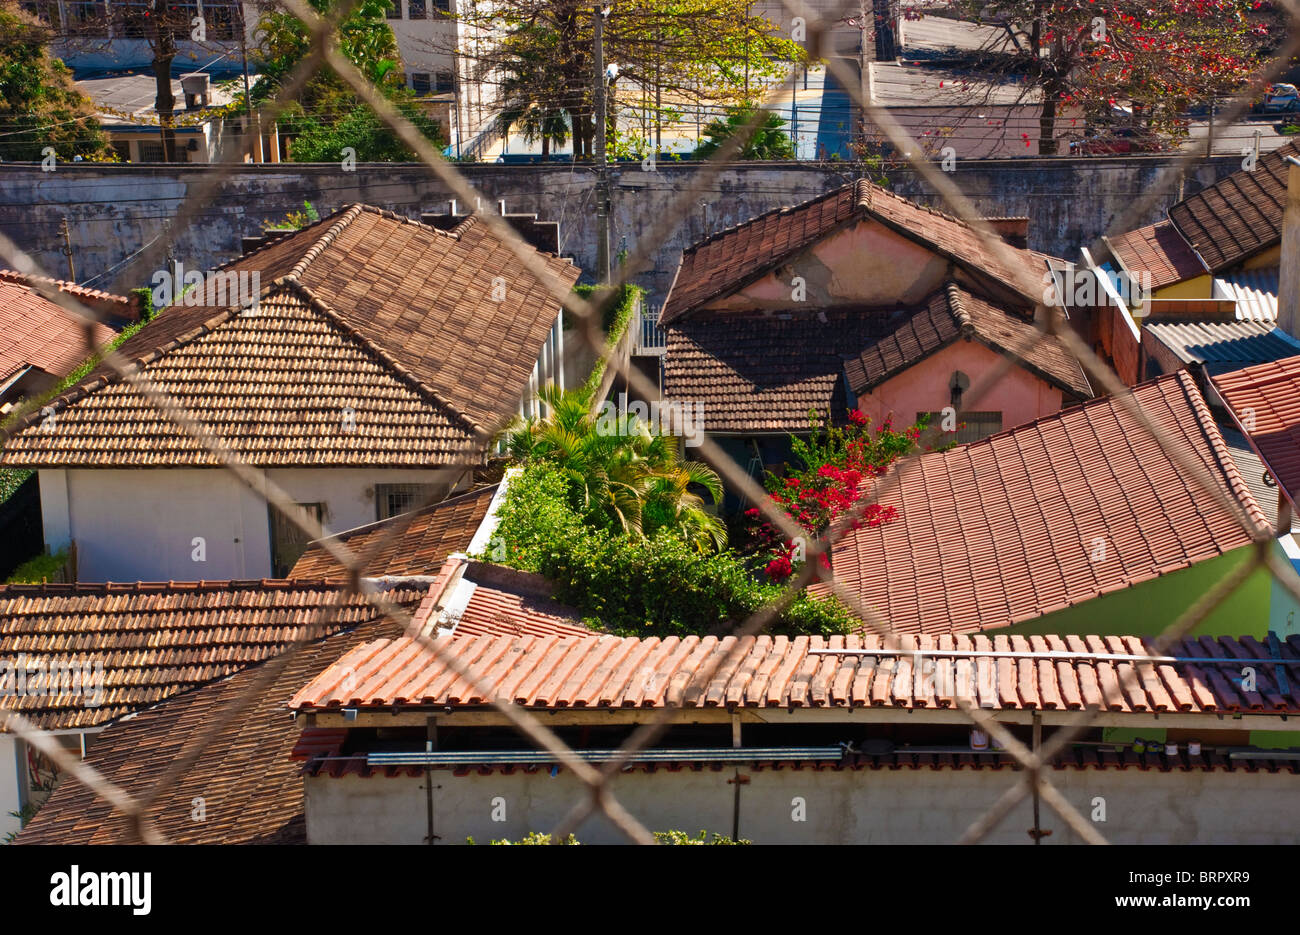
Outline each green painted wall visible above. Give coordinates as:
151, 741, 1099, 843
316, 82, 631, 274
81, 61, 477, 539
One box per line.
1008, 547, 1273, 640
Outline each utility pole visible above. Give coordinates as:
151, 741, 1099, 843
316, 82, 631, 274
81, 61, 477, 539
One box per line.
594, 6, 611, 283
59, 218, 75, 282
859, 0, 874, 158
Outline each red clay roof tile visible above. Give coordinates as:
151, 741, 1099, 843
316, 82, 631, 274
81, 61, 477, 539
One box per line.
824, 370, 1268, 634
1212, 353, 1300, 513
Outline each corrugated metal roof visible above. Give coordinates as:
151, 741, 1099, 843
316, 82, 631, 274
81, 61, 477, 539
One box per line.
1213, 267, 1279, 322
1220, 423, 1300, 531
289, 631, 1300, 715
1143, 320, 1300, 374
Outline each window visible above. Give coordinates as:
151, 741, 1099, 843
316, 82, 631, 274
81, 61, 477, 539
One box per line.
920, 411, 1002, 444
136, 140, 166, 162
203, 2, 242, 41
435, 70, 454, 93
269, 503, 324, 578
386, 0, 402, 17
65, 1, 109, 36
375, 484, 437, 521
408, 0, 427, 17
434, 0, 450, 11
410, 72, 431, 95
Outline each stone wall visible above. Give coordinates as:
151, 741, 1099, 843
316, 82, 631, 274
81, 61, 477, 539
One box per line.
0, 156, 1240, 304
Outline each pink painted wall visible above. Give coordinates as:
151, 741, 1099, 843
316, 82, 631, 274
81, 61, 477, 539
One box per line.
704, 219, 948, 311
857, 338, 1065, 434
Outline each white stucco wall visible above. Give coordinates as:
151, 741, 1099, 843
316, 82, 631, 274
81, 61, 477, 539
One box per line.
305, 766, 1300, 845
43, 467, 467, 583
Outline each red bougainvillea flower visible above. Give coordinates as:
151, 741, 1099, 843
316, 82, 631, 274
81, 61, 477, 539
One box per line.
847, 408, 868, 427
765, 554, 794, 582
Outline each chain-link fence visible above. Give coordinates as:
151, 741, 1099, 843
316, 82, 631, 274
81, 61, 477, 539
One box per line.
3, 0, 1299, 845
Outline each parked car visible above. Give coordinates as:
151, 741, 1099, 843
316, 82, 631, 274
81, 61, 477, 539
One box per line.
1068, 126, 1163, 155
1262, 83, 1300, 113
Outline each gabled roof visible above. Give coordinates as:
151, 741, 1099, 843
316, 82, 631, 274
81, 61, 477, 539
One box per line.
0, 206, 579, 468
1213, 354, 1300, 513
1168, 140, 1299, 273
662, 283, 1087, 433
0, 274, 119, 385
289, 630, 1300, 716
826, 371, 1269, 635
659, 180, 1046, 323
14, 612, 406, 845
1103, 220, 1208, 290
14, 561, 584, 844
290, 484, 499, 578
408, 557, 592, 640
0, 578, 428, 732
844, 282, 1090, 398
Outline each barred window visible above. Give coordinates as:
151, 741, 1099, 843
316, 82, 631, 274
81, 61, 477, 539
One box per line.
375, 483, 437, 520
920, 411, 1002, 444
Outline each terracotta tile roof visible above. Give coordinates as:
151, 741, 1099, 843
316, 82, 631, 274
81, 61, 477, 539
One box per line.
1104, 221, 1208, 289
290, 631, 1300, 715
0, 205, 579, 468
13, 563, 580, 844
15, 613, 408, 845
0, 277, 117, 385
1213, 354, 1300, 511
409, 557, 593, 640
0, 579, 427, 731
663, 305, 897, 432
290, 484, 499, 578
0, 269, 132, 313
826, 371, 1269, 635
663, 283, 1087, 433
844, 282, 1089, 398
1167, 141, 1300, 273
660, 180, 1045, 323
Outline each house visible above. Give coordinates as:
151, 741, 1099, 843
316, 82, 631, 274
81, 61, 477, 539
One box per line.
0, 271, 130, 414
11, 556, 584, 844
1097, 142, 1300, 380
824, 369, 1300, 640
0, 577, 427, 841
659, 180, 1089, 483
0, 205, 579, 581
285, 625, 1300, 844
28, 0, 496, 159
76, 71, 262, 164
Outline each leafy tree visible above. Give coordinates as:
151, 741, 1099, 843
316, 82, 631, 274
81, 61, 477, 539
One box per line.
955, 0, 1277, 153
448, 0, 806, 158
255, 0, 445, 161
694, 105, 795, 160
0, 2, 109, 162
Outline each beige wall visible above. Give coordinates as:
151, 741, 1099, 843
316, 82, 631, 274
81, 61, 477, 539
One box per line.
705, 220, 949, 311
305, 763, 1300, 845
859, 338, 1065, 434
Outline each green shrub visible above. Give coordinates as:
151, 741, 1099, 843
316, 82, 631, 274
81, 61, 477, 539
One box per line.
7, 549, 68, 584
487, 464, 853, 638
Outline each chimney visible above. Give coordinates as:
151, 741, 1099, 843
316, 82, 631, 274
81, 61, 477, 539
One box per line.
180, 73, 210, 111
1279, 156, 1300, 339
421, 205, 561, 254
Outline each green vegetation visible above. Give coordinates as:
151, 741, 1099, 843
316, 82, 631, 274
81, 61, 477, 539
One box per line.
487, 462, 854, 637
255, 0, 445, 161
695, 105, 796, 161
6, 548, 68, 584
573, 283, 642, 400
0, 2, 110, 162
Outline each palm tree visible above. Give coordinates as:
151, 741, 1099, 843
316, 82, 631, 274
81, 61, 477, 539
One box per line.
503, 386, 726, 552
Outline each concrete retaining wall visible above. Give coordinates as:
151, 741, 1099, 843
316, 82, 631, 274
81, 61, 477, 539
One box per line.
1, 157, 1241, 304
